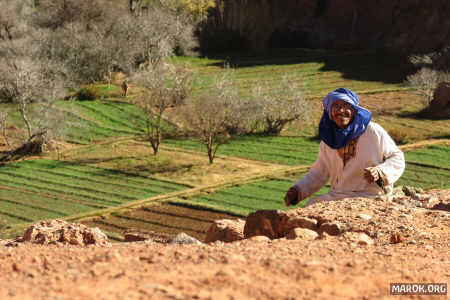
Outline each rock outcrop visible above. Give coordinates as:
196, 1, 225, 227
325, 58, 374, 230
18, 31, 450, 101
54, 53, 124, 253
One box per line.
207, 188, 449, 245
204, 219, 245, 243
20, 219, 110, 246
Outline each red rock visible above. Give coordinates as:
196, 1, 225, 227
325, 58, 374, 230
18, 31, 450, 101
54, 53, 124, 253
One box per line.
22, 220, 110, 246
204, 219, 245, 243
244, 210, 284, 239
430, 82, 450, 117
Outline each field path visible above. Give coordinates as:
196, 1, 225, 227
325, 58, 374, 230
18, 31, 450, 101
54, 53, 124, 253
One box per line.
64, 164, 309, 222
399, 138, 450, 152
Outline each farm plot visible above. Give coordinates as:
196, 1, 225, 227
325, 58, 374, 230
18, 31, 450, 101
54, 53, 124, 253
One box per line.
0, 159, 188, 225
397, 162, 450, 189
185, 178, 330, 215
173, 50, 409, 98
166, 135, 320, 166
55, 101, 150, 144
404, 144, 450, 169
82, 202, 240, 241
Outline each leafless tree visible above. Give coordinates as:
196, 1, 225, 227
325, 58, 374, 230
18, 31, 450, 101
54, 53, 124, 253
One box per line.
251, 75, 311, 135
133, 63, 194, 155
407, 67, 450, 103
0, 3, 72, 159
177, 72, 239, 163
407, 51, 450, 104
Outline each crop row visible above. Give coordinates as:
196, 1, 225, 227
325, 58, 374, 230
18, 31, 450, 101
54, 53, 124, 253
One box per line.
0, 159, 188, 224
404, 144, 450, 169
186, 179, 330, 215
397, 162, 450, 189
166, 136, 320, 166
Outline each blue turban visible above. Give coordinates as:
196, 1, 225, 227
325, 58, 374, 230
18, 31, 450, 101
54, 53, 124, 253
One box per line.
318, 88, 372, 149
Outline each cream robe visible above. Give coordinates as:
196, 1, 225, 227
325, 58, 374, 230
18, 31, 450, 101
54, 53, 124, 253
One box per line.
292, 122, 405, 206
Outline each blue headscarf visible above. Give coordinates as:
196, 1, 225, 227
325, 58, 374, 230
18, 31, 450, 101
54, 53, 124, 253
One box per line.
318, 88, 372, 149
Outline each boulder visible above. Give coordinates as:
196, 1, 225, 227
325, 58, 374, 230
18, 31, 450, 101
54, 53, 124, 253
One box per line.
430, 82, 450, 117
169, 233, 202, 245
244, 210, 285, 239
22, 219, 110, 246
204, 219, 245, 243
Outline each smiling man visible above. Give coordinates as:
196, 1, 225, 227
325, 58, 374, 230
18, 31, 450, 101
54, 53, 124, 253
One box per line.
284, 88, 405, 207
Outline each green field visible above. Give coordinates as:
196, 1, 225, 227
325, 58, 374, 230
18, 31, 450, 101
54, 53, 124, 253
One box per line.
397, 162, 450, 189
172, 50, 410, 98
404, 144, 450, 169
166, 135, 320, 165
185, 178, 330, 215
0, 159, 188, 226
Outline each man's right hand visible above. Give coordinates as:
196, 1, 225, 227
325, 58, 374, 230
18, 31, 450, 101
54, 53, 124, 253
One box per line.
284, 187, 299, 206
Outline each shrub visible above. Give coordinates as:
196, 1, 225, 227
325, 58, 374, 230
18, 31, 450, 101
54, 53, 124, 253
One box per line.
388, 128, 409, 145
75, 86, 102, 101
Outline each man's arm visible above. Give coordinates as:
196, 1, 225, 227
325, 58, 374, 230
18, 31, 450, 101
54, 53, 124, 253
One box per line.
285, 142, 330, 206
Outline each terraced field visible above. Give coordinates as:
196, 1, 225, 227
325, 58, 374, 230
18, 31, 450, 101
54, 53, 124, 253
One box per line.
0, 160, 188, 226
166, 135, 320, 166
404, 144, 450, 169
172, 50, 410, 98
83, 202, 239, 241
1, 50, 448, 241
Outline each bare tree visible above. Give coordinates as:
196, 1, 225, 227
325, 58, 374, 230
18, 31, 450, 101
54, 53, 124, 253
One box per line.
251, 75, 311, 135
407, 52, 450, 104
178, 72, 239, 163
133, 63, 193, 155
0, 3, 72, 159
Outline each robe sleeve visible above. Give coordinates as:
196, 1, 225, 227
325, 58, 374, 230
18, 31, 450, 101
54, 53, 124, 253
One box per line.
373, 124, 405, 185
292, 142, 330, 200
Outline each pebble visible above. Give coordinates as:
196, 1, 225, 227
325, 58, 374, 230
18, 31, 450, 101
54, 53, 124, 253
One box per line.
358, 214, 372, 220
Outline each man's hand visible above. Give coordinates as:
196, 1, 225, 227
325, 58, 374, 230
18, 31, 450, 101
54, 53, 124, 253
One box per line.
364, 167, 379, 183
284, 187, 299, 206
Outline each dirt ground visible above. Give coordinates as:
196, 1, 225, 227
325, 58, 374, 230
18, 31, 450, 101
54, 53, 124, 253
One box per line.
1, 190, 448, 300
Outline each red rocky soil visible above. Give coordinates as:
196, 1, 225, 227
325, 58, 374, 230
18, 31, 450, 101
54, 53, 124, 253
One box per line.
0, 189, 448, 300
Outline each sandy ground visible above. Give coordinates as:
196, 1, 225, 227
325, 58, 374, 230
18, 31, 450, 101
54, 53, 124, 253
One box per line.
1, 190, 448, 300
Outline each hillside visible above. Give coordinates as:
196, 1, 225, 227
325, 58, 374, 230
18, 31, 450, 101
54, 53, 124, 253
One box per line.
211, 0, 450, 53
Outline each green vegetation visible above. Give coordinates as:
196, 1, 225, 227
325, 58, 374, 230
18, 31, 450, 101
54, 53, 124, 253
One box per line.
172, 50, 410, 98
404, 144, 450, 169
397, 162, 450, 189
185, 179, 330, 215
166, 135, 320, 165
0, 159, 188, 226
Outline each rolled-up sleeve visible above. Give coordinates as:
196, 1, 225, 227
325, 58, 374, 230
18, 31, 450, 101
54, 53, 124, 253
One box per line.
293, 142, 330, 200
375, 126, 405, 185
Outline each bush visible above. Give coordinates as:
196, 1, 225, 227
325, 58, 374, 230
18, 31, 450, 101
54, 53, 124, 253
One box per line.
388, 128, 409, 145
75, 86, 102, 101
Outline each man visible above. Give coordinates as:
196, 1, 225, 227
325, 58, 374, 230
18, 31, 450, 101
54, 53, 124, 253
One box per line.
284, 88, 405, 207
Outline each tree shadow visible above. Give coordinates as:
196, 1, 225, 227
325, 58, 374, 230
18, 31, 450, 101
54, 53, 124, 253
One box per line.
397, 108, 450, 121
204, 49, 416, 85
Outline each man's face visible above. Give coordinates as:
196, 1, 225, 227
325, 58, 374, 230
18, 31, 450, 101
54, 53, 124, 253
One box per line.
331, 100, 356, 128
